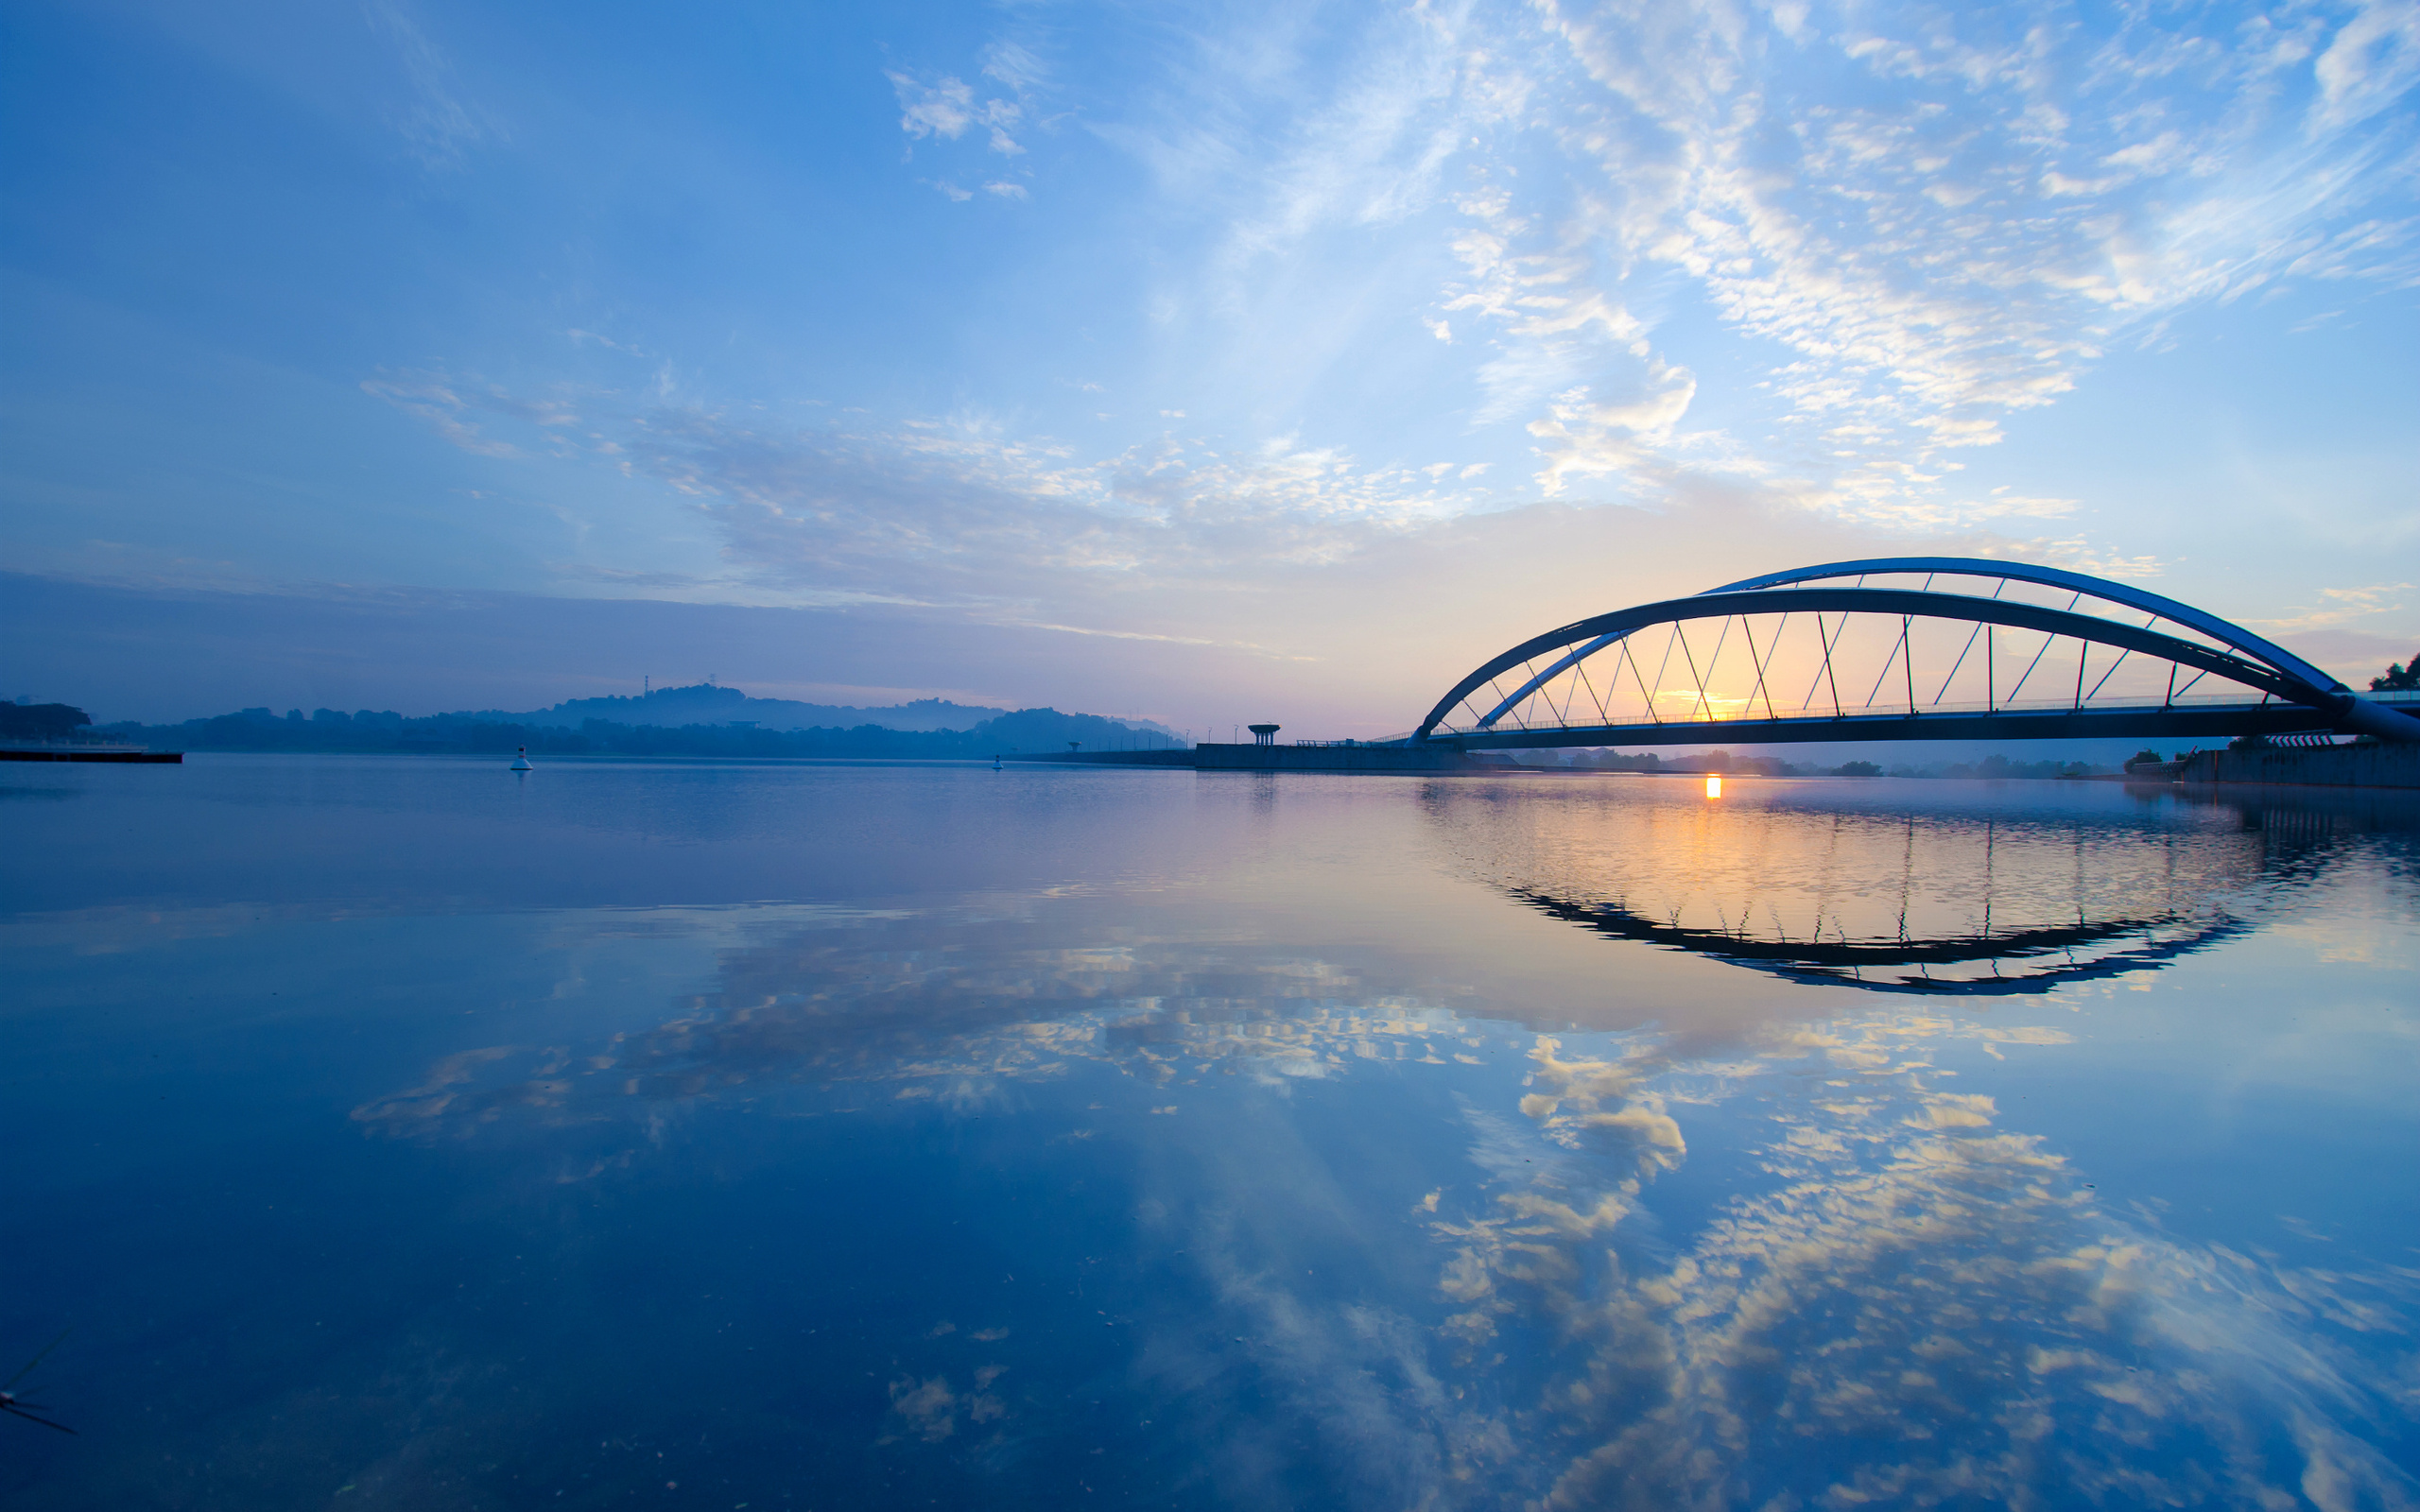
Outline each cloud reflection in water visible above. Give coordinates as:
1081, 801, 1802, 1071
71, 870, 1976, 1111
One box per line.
1441, 1014, 2419, 1508
349, 784, 2419, 1508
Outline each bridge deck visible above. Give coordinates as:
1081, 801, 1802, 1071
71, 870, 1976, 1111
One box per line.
1426, 701, 2342, 750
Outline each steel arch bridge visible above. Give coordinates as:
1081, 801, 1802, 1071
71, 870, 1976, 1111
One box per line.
1410, 558, 2420, 751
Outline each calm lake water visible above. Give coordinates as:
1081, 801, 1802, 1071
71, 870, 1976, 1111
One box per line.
5, 755, 2417, 1509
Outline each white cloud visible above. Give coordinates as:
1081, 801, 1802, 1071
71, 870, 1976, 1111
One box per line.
1094, 0, 1504, 325
980, 39, 1048, 94
371, 369, 1503, 601
1420, 0, 2420, 529
1525, 362, 1703, 497
360, 374, 521, 457
889, 73, 977, 141
362, 0, 495, 168
980, 99, 1024, 155
354, 0, 2420, 634
2252, 582, 2414, 631
888, 64, 1029, 155
2312, 1, 2420, 130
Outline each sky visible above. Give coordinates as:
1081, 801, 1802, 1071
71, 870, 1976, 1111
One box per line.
3, 0, 2416, 732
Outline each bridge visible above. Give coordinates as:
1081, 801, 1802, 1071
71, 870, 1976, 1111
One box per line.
1409, 558, 2420, 752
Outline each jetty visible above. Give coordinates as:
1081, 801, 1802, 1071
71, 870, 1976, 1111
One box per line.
0, 745, 182, 764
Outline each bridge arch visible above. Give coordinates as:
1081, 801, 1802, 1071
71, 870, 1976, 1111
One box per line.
1412, 558, 2420, 748
1703, 558, 2342, 692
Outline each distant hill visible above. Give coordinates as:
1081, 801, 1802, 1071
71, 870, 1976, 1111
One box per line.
485, 684, 1030, 733
95, 686, 1186, 759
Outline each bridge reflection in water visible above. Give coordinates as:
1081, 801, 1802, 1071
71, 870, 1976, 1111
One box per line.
1419, 778, 2386, 994
1509, 889, 2247, 994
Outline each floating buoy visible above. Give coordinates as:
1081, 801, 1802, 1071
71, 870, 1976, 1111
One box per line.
510, 747, 532, 772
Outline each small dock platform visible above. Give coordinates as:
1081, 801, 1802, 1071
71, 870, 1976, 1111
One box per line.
0, 747, 183, 764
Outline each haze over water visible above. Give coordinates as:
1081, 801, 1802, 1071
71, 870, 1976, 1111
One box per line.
5, 757, 2417, 1508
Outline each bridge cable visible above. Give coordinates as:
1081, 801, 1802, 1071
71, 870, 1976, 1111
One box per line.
1904, 616, 1918, 715
1574, 645, 1613, 730
1703, 614, 1742, 711
2003, 627, 2060, 705
1933, 578, 2012, 709
2080, 611, 2164, 707
1861, 618, 1907, 713
1672, 622, 1705, 722
1511, 660, 1548, 730
1988, 580, 2007, 713
1790, 619, 1820, 720
2002, 626, 2062, 706
1553, 651, 1589, 728
1534, 657, 1568, 727
1514, 665, 1547, 726
1649, 625, 1683, 724
2083, 647, 2134, 705
1617, 639, 1659, 724
1695, 617, 1736, 721
1479, 673, 1519, 732
1934, 620, 1986, 707
1743, 612, 1783, 721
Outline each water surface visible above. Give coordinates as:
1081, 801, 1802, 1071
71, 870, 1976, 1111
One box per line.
5, 756, 2416, 1508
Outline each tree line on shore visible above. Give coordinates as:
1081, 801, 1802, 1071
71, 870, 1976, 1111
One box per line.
0, 702, 92, 742
83, 704, 1181, 759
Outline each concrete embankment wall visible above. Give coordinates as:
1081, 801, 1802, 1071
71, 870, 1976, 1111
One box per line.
1003, 744, 1495, 773
1190, 743, 1487, 772
1001, 748, 1196, 767
2178, 743, 2420, 788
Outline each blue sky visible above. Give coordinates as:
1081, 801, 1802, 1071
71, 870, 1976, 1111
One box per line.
3, 0, 2416, 730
